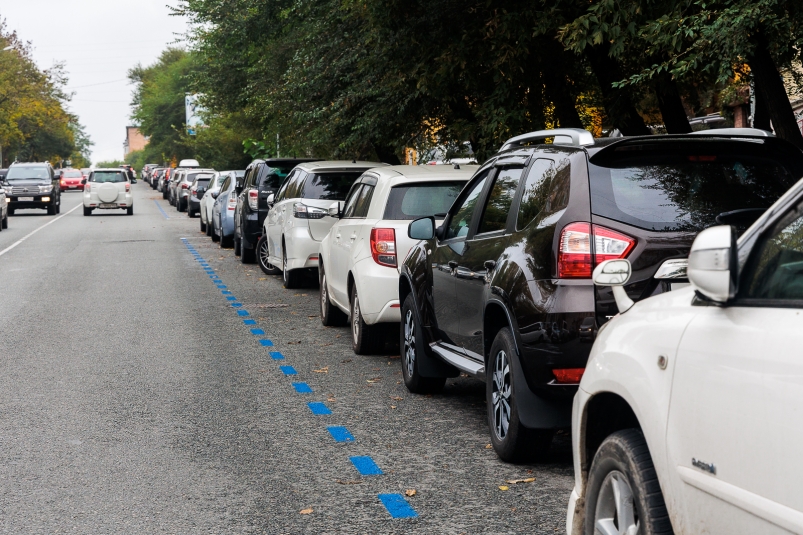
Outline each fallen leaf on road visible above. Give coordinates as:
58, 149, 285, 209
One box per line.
290, 312, 298, 315
341, 359, 352, 363
498, 485, 509, 491
390, 396, 403, 401
299, 508, 313, 514
327, 396, 336, 402
308, 315, 318, 318
506, 477, 536, 485
336, 334, 341, 338
485, 444, 493, 449
258, 277, 267, 281
313, 367, 329, 373
390, 405, 397, 409
405, 489, 416, 497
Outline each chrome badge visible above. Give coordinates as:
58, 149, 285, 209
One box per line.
692, 458, 716, 475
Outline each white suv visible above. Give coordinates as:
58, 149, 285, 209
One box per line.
83, 168, 133, 215
566, 177, 803, 534
319, 164, 476, 354
260, 161, 385, 288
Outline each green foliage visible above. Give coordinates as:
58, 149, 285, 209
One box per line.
95, 159, 124, 168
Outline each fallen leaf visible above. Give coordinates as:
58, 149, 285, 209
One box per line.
390, 396, 403, 401
302, 293, 308, 296
498, 485, 509, 491
327, 396, 336, 402
313, 367, 329, 373
291, 312, 298, 315
404, 489, 416, 497
308, 315, 318, 318
390, 405, 397, 409
299, 508, 313, 514
336, 334, 341, 338
485, 444, 493, 449
506, 477, 536, 485
258, 277, 267, 281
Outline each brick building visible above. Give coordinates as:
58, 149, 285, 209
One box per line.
123, 127, 148, 157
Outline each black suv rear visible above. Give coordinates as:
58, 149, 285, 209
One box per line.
234, 158, 319, 263
399, 128, 803, 462
2, 162, 62, 215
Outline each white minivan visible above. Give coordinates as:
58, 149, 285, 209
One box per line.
319, 165, 475, 354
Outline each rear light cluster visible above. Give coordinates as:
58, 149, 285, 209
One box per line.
181, 182, 189, 189
191, 189, 197, 196
552, 368, 585, 384
370, 228, 397, 267
227, 196, 237, 210
248, 189, 258, 210
125, 183, 131, 192
293, 203, 326, 219
558, 222, 635, 279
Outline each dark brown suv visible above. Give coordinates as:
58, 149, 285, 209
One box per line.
400, 128, 803, 462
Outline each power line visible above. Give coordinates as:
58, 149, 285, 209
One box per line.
66, 78, 129, 90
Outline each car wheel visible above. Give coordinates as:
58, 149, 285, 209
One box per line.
200, 218, 206, 233
188, 207, 195, 217
400, 294, 446, 394
349, 284, 380, 354
56, 202, 61, 214
282, 247, 301, 288
1, 214, 7, 229
83, 206, 92, 216
7, 208, 14, 216
127, 206, 133, 216
319, 264, 347, 326
47, 204, 56, 215
584, 429, 673, 535
241, 242, 255, 263
234, 237, 241, 256
487, 327, 553, 462
206, 220, 213, 236
257, 236, 281, 275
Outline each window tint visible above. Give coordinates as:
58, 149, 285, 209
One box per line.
341, 183, 363, 217
187, 172, 214, 183
283, 171, 306, 200
275, 171, 295, 202
446, 172, 489, 239
516, 158, 570, 230
743, 204, 803, 301
302, 172, 362, 200
92, 171, 127, 183
352, 185, 374, 218
220, 176, 231, 191
477, 167, 522, 234
383, 181, 466, 220
261, 165, 295, 189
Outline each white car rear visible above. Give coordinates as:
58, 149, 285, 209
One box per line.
83, 169, 133, 216
319, 164, 475, 354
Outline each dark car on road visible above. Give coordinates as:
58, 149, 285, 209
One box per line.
233, 158, 319, 263
399, 127, 803, 462
2, 162, 62, 215
187, 171, 216, 218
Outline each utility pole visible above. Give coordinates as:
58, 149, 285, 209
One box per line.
276, 133, 280, 158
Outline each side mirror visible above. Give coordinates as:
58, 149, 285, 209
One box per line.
328, 201, 341, 218
267, 193, 275, 206
687, 225, 737, 303
211, 191, 219, 199
593, 259, 634, 313
81, 179, 87, 185
408, 216, 435, 240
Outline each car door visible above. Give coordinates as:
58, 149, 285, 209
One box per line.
431, 170, 491, 350
272, 170, 305, 263
329, 180, 374, 304
267, 171, 293, 263
455, 165, 523, 358
236, 166, 257, 239
666, 200, 803, 534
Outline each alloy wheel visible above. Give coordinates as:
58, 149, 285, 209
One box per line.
491, 349, 512, 441
283, 252, 288, 284
594, 471, 639, 535
321, 274, 328, 317
259, 239, 274, 271
404, 309, 416, 378
352, 293, 361, 344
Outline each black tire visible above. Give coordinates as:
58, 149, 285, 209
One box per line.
162, 188, 169, 200
55, 202, 61, 214
282, 246, 301, 289
486, 328, 553, 462
178, 199, 186, 212
200, 218, 207, 233
584, 429, 673, 535
211, 227, 220, 242
126, 206, 133, 216
233, 236, 241, 256
241, 240, 256, 263
47, 204, 56, 215
1, 215, 7, 228
188, 208, 196, 217
206, 219, 213, 236
400, 294, 446, 393
349, 284, 381, 354
83, 206, 92, 216
7, 208, 14, 216
257, 235, 281, 275
319, 263, 348, 326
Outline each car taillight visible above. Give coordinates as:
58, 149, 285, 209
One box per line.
228, 196, 237, 210
557, 223, 635, 278
552, 368, 585, 384
248, 189, 258, 210
85, 184, 91, 192
370, 228, 396, 267
191, 189, 197, 196
181, 183, 189, 189
293, 202, 326, 219
125, 183, 130, 192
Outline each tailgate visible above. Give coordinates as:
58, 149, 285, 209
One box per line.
375, 219, 444, 273
307, 199, 342, 241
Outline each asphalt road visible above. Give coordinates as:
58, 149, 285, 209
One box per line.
0, 185, 574, 533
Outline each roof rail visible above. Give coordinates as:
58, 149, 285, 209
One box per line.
499, 128, 595, 152
690, 128, 775, 137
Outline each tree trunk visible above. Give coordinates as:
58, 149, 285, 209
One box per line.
654, 73, 691, 133
749, 36, 803, 149
372, 142, 402, 165
752, 83, 772, 131
585, 46, 650, 136
541, 40, 584, 129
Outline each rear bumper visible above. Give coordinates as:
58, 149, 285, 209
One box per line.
60, 184, 84, 191
285, 227, 321, 271
352, 257, 401, 324
84, 191, 133, 208
241, 213, 261, 248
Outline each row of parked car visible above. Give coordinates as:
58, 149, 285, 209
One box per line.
141, 126, 803, 535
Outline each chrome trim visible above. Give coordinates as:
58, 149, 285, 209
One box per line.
499, 128, 595, 151
430, 343, 485, 377
654, 258, 688, 280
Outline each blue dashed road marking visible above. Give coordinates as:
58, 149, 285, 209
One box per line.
308, 402, 332, 416
270, 352, 284, 360
222, 290, 232, 295
231, 303, 243, 307
292, 382, 313, 393
236, 310, 250, 317
280, 366, 297, 375
226, 296, 237, 301
251, 329, 265, 335
350, 456, 382, 475
259, 339, 273, 347
378, 494, 418, 519
217, 285, 227, 289
327, 426, 355, 442
243, 319, 257, 325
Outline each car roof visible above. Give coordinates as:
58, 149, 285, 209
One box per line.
92, 168, 128, 172
293, 160, 389, 172
367, 164, 479, 185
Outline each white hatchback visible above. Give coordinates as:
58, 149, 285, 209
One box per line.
319, 165, 476, 354
83, 168, 133, 216
566, 177, 803, 534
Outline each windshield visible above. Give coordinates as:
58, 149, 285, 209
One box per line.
302, 172, 362, 200
91, 171, 127, 183
383, 181, 466, 220
7, 166, 50, 180
62, 170, 82, 178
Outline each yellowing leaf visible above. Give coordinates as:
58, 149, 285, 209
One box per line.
405, 489, 416, 497
485, 444, 493, 449
498, 485, 509, 491
313, 367, 329, 373
299, 508, 313, 515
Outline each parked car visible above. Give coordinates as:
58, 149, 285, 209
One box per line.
142, 163, 160, 183
82, 168, 133, 215
150, 168, 166, 191
59, 168, 85, 191
0, 181, 8, 230
212, 170, 244, 247
2, 162, 62, 215
567, 172, 803, 535
261, 160, 386, 286
159, 168, 172, 198
234, 158, 319, 263
399, 127, 803, 462
200, 171, 225, 234
318, 164, 472, 354
187, 171, 217, 217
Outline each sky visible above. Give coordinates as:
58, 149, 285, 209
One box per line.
1, 0, 189, 163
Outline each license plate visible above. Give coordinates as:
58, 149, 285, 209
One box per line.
68, 186, 77, 189
18, 197, 34, 201
100, 203, 116, 208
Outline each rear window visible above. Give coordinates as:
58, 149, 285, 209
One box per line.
187, 172, 214, 182
383, 181, 466, 220
92, 171, 127, 183
589, 141, 800, 232
302, 172, 363, 200
261, 166, 295, 189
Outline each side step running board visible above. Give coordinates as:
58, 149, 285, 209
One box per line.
430, 343, 485, 378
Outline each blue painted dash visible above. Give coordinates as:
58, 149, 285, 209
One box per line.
259, 339, 273, 347
280, 366, 297, 375
243, 319, 257, 325
309, 402, 333, 416
350, 456, 382, 475
237, 310, 250, 317
292, 382, 312, 393
222, 290, 232, 295
210, 275, 220, 279
327, 426, 355, 442
217, 285, 227, 289
231, 303, 243, 307
270, 352, 284, 360
251, 329, 265, 335
378, 494, 418, 519
226, 296, 237, 301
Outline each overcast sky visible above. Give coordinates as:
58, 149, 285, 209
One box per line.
1, 0, 189, 163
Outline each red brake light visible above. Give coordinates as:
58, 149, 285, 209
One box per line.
370, 228, 397, 267
125, 183, 130, 192
181, 183, 189, 189
558, 223, 635, 278
552, 368, 585, 384
191, 189, 197, 195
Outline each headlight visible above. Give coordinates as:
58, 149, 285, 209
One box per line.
39, 185, 53, 193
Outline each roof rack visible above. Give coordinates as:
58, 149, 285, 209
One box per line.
689, 128, 775, 137
499, 128, 595, 152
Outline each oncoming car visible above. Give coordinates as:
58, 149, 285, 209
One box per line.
83, 169, 133, 215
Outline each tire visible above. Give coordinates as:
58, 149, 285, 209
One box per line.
47, 204, 56, 215
200, 218, 207, 233
188, 208, 196, 217
1, 215, 7, 229
162, 188, 169, 200
56, 202, 61, 214
400, 294, 446, 393
486, 328, 553, 462
211, 227, 220, 242
127, 206, 133, 216
319, 263, 347, 326
220, 233, 232, 248
257, 235, 281, 275
349, 284, 381, 354
7, 208, 14, 216
282, 247, 301, 288
584, 429, 673, 535
206, 219, 213, 236
179, 199, 186, 212
233, 236, 241, 256
83, 206, 92, 216
241, 239, 256, 264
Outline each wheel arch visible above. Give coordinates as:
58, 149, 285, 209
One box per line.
580, 392, 641, 486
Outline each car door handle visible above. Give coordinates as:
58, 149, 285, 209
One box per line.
349, 232, 357, 241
